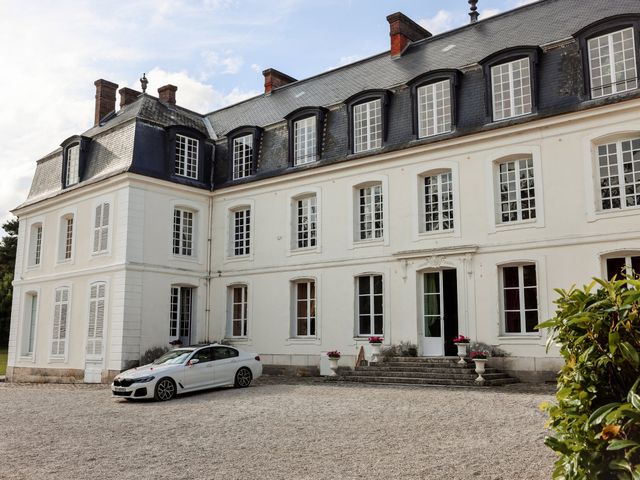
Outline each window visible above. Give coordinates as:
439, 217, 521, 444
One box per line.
170, 286, 193, 342
597, 138, 640, 211
232, 135, 253, 180
229, 285, 248, 337
497, 158, 536, 223
213, 346, 239, 360
173, 208, 194, 256
293, 280, 316, 337
293, 116, 317, 165
356, 275, 383, 336
491, 58, 532, 121
231, 208, 251, 256
357, 184, 383, 241
423, 171, 454, 232
588, 28, 638, 98
22, 293, 37, 356
93, 202, 110, 253
86, 282, 106, 357
417, 80, 452, 138
58, 215, 74, 262
192, 347, 213, 363
501, 265, 538, 334
28, 223, 43, 267
65, 144, 80, 186
51, 287, 70, 357
606, 255, 640, 280
175, 134, 199, 179
353, 99, 382, 153
294, 195, 317, 249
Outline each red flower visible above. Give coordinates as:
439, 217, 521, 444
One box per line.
369, 336, 384, 344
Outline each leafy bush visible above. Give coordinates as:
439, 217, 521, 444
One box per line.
538, 275, 640, 479
469, 341, 508, 358
140, 346, 169, 366
381, 341, 418, 359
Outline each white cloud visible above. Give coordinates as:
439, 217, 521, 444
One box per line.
481, 8, 502, 19
515, 0, 539, 6
251, 64, 262, 74
202, 51, 244, 75
419, 10, 456, 34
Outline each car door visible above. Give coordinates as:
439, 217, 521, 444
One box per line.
212, 347, 240, 385
183, 347, 215, 390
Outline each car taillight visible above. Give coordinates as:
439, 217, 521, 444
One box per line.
255, 355, 261, 361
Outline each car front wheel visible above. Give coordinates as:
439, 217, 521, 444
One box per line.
154, 377, 176, 401
234, 367, 252, 388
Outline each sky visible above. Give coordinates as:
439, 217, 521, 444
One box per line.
0, 0, 536, 226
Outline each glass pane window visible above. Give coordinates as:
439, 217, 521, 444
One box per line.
295, 195, 317, 249
294, 116, 317, 165
51, 287, 70, 357
502, 265, 538, 334
588, 28, 638, 98
597, 138, 640, 211
358, 184, 383, 241
29, 224, 43, 266
66, 145, 80, 186
230, 285, 248, 337
498, 158, 536, 223
233, 135, 253, 180
491, 58, 532, 121
22, 293, 37, 356
175, 135, 199, 179
170, 286, 192, 342
353, 99, 382, 153
232, 208, 251, 256
606, 255, 640, 280
294, 280, 316, 337
173, 208, 194, 256
417, 80, 452, 138
356, 275, 383, 336
93, 203, 110, 253
424, 171, 454, 232
64, 217, 73, 260
423, 272, 441, 337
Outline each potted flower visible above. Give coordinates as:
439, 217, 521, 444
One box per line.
326, 350, 341, 375
452, 335, 470, 364
169, 339, 183, 349
470, 350, 489, 382
368, 336, 384, 363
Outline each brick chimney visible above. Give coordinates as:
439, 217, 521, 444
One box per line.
158, 84, 177, 105
386, 12, 432, 57
94, 79, 118, 125
119, 87, 141, 108
262, 68, 297, 95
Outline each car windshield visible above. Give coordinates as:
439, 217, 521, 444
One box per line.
152, 349, 194, 365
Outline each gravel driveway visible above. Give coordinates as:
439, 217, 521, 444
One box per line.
0, 379, 556, 480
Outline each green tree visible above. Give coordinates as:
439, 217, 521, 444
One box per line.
0, 218, 18, 345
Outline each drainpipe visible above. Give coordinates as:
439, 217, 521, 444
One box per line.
205, 143, 215, 342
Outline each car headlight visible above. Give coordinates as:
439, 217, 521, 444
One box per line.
130, 376, 155, 383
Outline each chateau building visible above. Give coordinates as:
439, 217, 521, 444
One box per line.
7, 0, 640, 382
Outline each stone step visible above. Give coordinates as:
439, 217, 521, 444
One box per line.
339, 375, 518, 387
384, 356, 461, 363
357, 365, 502, 374
344, 370, 511, 380
379, 362, 479, 369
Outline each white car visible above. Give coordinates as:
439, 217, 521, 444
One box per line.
111, 344, 262, 401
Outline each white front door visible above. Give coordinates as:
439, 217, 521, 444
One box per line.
421, 272, 444, 356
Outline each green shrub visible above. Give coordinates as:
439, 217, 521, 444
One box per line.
381, 341, 418, 359
140, 346, 169, 366
538, 275, 640, 479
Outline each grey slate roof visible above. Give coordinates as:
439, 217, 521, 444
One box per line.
206, 0, 640, 136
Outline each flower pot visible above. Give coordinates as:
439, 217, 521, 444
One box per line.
328, 357, 339, 376
454, 343, 468, 364
474, 359, 488, 383
370, 343, 382, 363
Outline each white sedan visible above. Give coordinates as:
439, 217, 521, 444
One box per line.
111, 344, 262, 401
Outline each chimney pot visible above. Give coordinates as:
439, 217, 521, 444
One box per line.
262, 68, 297, 95
158, 84, 178, 105
386, 12, 432, 57
469, 0, 479, 23
119, 87, 142, 108
94, 79, 118, 125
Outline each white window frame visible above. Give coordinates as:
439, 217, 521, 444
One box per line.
355, 274, 384, 337
50, 285, 71, 361
56, 212, 75, 263
172, 208, 195, 257
588, 27, 638, 99
356, 183, 384, 242
601, 252, 640, 280
175, 134, 199, 179
348, 176, 389, 248
353, 99, 383, 153
292, 278, 316, 338
229, 206, 251, 258
92, 201, 111, 255
65, 144, 80, 187
496, 157, 536, 224
294, 116, 317, 165
293, 194, 317, 250
170, 285, 194, 342
20, 290, 39, 359
232, 134, 253, 180
595, 137, 640, 212
86, 281, 107, 359
421, 170, 455, 233
491, 57, 532, 121
417, 80, 452, 138
227, 284, 248, 338
499, 263, 539, 336
27, 221, 44, 268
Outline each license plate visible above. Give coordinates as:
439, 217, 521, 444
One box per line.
113, 386, 127, 392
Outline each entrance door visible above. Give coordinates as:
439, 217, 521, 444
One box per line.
421, 270, 458, 356
84, 282, 106, 383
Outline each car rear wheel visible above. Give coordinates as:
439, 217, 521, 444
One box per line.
234, 367, 252, 388
154, 377, 176, 401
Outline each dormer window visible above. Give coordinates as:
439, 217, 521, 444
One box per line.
227, 126, 262, 181
175, 134, 199, 179
480, 47, 539, 123
65, 144, 80, 186
346, 90, 390, 155
409, 70, 460, 140
60, 135, 88, 189
285, 106, 327, 166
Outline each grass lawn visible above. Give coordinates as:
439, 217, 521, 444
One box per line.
0, 347, 7, 376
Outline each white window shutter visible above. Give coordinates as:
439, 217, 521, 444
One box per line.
87, 283, 105, 357
93, 205, 102, 252
100, 203, 110, 251
51, 303, 61, 356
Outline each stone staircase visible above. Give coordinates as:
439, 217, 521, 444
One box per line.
338, 356, 518, 387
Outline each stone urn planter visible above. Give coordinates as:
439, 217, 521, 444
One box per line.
471, 351, 489, 383
326, 351, 341, 376
454, 343, 468, 364
369, 337, 383, 363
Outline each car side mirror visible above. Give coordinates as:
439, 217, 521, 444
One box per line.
187, 358, 200, 366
